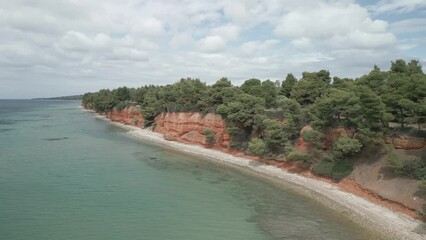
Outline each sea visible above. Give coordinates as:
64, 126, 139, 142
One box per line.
0, 100, 381, 239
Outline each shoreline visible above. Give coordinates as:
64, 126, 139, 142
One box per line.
87, 110, 424, 239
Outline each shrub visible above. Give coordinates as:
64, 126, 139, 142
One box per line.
332, 136, 362, 158
331, 159, 353, 181
313, 161, 334, 177
204, 128, 216, 147
115, 101, 130, 110
302, 129, 326, 150
386, 145, 404, 169
248, 138, 267, 157
313, 158, 353, 181
399, 154, 426, 180
287, 151, 313, 166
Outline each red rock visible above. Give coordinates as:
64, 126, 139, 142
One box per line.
106, 106, 144, 128
154, 112, 230, 148
391, 135, 425, 150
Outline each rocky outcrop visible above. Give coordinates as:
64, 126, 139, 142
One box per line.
154, 112, 230, 148
385, 135, 425, 150
106, 106, 144, 128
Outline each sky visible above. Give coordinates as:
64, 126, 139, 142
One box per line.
1, 0, 425, 98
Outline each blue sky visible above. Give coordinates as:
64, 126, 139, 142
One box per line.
0, 0, 425, 98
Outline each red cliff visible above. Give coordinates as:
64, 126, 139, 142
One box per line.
154, 112, 230, 148
106, 106, 144, 128
384, 135, 425, 150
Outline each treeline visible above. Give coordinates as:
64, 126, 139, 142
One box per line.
34, 95, 83, 100
82, 59, 426, 181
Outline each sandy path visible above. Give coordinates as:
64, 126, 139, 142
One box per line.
90, 112, 425, 240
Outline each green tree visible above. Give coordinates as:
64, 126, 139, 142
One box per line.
301, 129, 326, 150
310, 88, 361, 129
261, 80, 278, 108
114, 87, 131, 102
290, 71, 329, 105
280, 73, 297, 98
356, 65, 387, 95
248, 138, 267, 157
217, 93, 265, 148
332, 136, 362, 159
240, 78, 262, 97
390, 59, 407, 74
204, 128, 216, 147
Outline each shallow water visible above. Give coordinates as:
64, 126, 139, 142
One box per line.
0, 100, 380, 240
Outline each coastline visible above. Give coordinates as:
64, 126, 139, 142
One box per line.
87, 110, 424, 239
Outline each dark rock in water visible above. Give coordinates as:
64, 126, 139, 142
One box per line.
43, 137, 69, 141
149, 157, 157, 160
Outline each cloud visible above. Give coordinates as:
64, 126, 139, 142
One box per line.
196, 35, 226, 53
0, 0, 423, 98
131, 17, 165, 38
169, 31, 194, 48
390, 18, 426, 33
275, 2, 396, 49
223, 2, 249, 24
210, 24, 240, 41
291, 37, 312, 49
240, 39, 280, 56
368, 0, 426, 14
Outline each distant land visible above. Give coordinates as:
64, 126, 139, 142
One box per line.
32, 95, 83, 100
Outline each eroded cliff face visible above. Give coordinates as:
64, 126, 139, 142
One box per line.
106, 106, 144, 128
154, 112, 230, 148
385, 135, 426, 150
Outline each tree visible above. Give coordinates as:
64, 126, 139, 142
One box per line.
391, 59, 407, 74
301, 129, 326, 150
290, 71, 329, 105
216, 93, 265, 148
114, 87, 131, 102
356, 86, 386, 130
280, 73, 297, 97
240, 78, 262, 97
356, 65, 387, 95
204, 128, 216, 147
332, 136, 362, 159
310, 88, 361, 129
261, 80, 278, 108
407, 59, 423, 75
248, 138, 267, 157
277, 97, 304, 130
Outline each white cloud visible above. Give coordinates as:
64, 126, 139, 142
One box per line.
210, 24, 240, 41
169, 32, 194, 48
131, 17, 165, 38
275, 2, 396, 49
390, 18, 426, 33
368, 0, 426, 13
0, 0, 423, 98
291, 37, 312, 49
240, 39, 280, 56
196, 35, 226, 53
223, 2, 249, 24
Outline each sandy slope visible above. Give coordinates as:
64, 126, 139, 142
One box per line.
90, 112, 425, 240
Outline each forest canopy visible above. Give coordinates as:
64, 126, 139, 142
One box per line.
82, 59, 426, 180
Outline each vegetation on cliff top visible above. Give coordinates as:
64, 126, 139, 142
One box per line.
82, 59, 426, 182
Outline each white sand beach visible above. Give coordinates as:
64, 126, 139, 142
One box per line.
91, 112, 425, 240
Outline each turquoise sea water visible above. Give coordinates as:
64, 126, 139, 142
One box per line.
0, 100, 380, 240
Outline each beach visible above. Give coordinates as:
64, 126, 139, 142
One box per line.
90, 111, 424, 240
